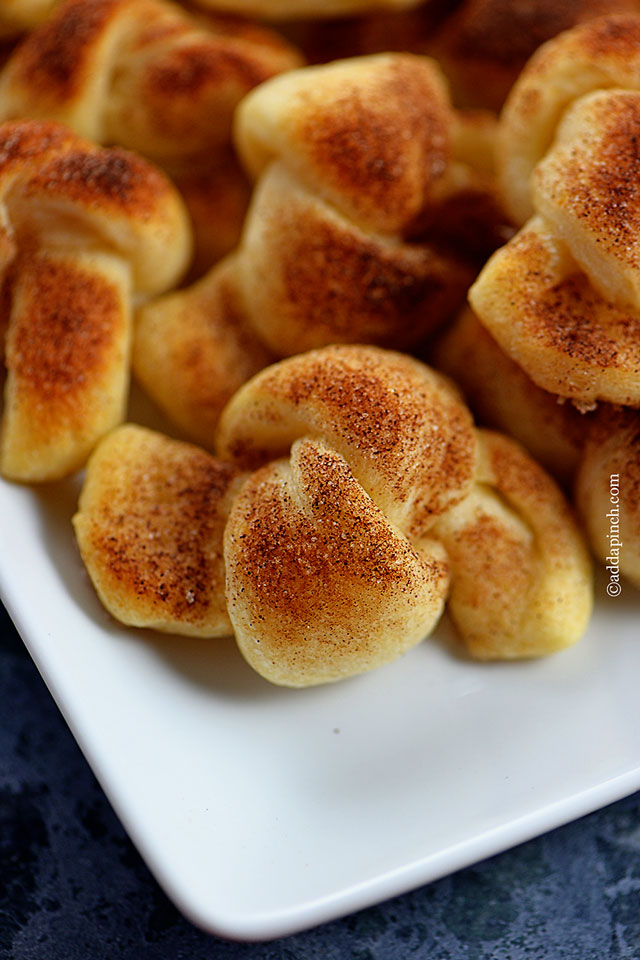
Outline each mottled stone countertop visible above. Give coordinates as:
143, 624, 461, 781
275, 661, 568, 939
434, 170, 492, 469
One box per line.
2, 599, 639, 960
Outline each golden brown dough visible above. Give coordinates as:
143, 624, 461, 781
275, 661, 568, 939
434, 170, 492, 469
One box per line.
433, 430, 593, 659
3, 248, 131, 483
224, 437, 450, 686
472, 85, 640, 407
216, 344, 478, 540
234, 54, 509, 266
73, 424, 245, 636
470, 217, 640, 408
0, 119, 191, 482
76, 346, 593, 685
0, 0, 302, 273
235, 162, 473, 357
533, 90, 640, 313
134, 53, 504, 442
133, 256, 275, 450
575, 405, 640, 590
498, 14, 640, 226
217, 346, 592, 682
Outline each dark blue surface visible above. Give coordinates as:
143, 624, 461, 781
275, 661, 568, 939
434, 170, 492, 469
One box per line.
2, 598, 640, 959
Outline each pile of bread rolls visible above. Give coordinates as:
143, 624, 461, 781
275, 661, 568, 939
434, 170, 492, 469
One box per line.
0, 0, 637, 687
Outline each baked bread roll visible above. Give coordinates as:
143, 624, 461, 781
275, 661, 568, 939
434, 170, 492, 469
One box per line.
133, 255, 275, 450
233, 52, 471, 318
0, 119, 191, 482
433, 429, 593, 659
498, 14, 640, 226
223, 435, 451, 685
234, 54, 508, 272
134, 53, 506, 443
215, 345, 478, 539
431, 307, 592, 485
73, 424, 246, 636
471, 17, 640, 408
76, 346, 594, 685
533, 90, 640, 314
471, 81, 640, 408
575, 405, 640, 590
470, 216, 640, 408
0, 0, 302, 274
219, 347, 592, 678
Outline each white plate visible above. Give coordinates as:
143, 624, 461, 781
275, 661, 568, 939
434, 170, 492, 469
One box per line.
1, 405, 640, 941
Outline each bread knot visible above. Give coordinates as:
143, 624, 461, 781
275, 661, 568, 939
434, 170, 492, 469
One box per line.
0, 118, 191, 481
134, 53, 509, 446
74, 345, 593, 686
498, 14, 640, 227
0, 0, 303, 273
471, 16, 640, 408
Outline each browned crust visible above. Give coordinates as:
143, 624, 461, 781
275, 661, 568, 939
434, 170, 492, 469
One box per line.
235, 54, 454, 235
73, 423, 242, 635
0, 0, 302, 155
238, 164, 472, 355
300, 57, 450, 225
1, 245, 130, 481
224, 437, 449, 685
24, 145, 164, 217
469, 218, 640, 404
0, 119, 179, 224
216, 344, 477, 539
0, 119, 192, 300
270, 215, 470, 351
534, 90, 640, 284
7, 247, 122, 412
498, 13, 640, 223
133, 257, 274, 447
228, 441, 445, 622
0, 119, 78, 178
7, 0, 126, 102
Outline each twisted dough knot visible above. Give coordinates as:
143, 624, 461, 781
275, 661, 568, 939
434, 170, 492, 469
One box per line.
232, 52, 506, 352
0, 119, 191, 482
0, 0, 302, 272
470, 15, 640, 408
134, 52, 508, 448
74, 346, 592, 687
497, 14, 640, 227
432, 309, 640, 593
